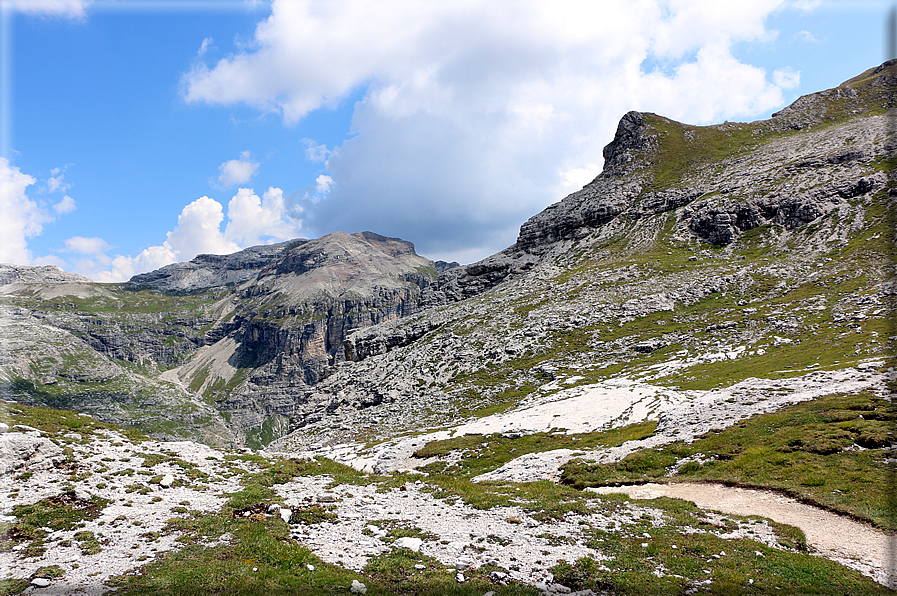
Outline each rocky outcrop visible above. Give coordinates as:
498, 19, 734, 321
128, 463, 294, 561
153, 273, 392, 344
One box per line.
0, 431, 65, 475
128, 240, 302, 292
0, 264, 93, 286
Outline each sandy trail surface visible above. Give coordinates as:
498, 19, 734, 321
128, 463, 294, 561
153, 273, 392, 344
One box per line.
590, 482, 897, 589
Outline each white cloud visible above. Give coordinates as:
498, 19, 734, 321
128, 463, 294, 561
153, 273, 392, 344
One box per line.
177, 0, 814, 262
87, 187, 302, 282
224, 186, 302, 246
215, 151, 259, 188
314, 175, 332, 195
63, 236, 111, 255
790, 0, 821, 12
6, 0, 90, 18
796, 29, 820, 43
774, 67, 801, 89
303, 139, 330, 163
0, 158, 74, 265
47, 167, 71, 193
198, 36, 214, 56
165, 195, 240, 258
53, 195, 76, 215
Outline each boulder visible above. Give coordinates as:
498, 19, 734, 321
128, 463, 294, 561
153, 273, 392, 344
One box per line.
0, 432, 64, 475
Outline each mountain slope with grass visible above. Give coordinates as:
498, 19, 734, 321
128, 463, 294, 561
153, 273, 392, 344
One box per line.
0, 232, 444, 447
0, 61, 895, 594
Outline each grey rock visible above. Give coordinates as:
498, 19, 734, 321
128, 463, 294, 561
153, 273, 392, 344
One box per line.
30, 577, 52, 588
394, 537, 423, 552
350, 579, 367, 594
0, 433, 64, 475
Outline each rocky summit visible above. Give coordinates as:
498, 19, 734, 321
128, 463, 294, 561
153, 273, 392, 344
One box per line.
0, 62, 895, 595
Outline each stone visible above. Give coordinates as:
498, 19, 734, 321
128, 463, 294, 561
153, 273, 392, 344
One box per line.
316, 493, 338, 503
159, 474, 175, 488
74, 488, 92, 502
30, 578, 51, 587
350, 579, 367, 594
306, 564, 315, 571
0, 433, 65, 476
279, 508, 292, 524
455, 571, 465, 583
267, 504, 280, 514
393, 537, 423, 552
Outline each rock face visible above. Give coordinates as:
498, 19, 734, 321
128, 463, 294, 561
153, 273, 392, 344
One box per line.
265, 61, 895, 450
128, 240, 301, 293
0, 264, 93, 286
416, 62, 896, 309
1, 231, 438, 447
2, 61, 895, 452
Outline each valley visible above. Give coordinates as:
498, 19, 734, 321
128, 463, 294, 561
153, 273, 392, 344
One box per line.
0, 60, 895, 594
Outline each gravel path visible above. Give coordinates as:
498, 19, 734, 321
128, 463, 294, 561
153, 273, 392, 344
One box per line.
590, 482, 897, 589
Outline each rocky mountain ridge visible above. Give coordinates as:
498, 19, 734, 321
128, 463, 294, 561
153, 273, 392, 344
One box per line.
0, 231, 445, 446
0, 60, 894, 595
1, 61, 894, 454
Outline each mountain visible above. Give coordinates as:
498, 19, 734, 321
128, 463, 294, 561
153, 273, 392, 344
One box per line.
0, 61, 894, 595
0, 231, 444, 446
270, 60, 895, 460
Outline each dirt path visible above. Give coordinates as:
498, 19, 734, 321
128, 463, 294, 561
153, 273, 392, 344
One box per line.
590, 482, 896, 589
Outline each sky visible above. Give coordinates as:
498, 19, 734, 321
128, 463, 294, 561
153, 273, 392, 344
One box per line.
0, 0, 893, 282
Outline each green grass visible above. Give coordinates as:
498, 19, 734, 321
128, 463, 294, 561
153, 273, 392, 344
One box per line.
1, 492, 111, 559
0, 401, 148, 444
560, 391, 897, 530
414, 421, 657, 478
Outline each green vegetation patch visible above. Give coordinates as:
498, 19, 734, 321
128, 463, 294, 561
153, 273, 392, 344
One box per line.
561, 392, 897, 529
415, 421, 657, 478
0, 401, 148, 445
1, 491, 110, 559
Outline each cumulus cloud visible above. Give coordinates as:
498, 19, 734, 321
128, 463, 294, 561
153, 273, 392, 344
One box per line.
303, 139, 330, 163
182, 0, 801, 261
53, 195, 76, 215
63, 236, 111, 255
773, 67, 801, 89
224, 186, 302, 246
0, 158, 75, 265
5, 0, 90, 18
86, 188, 303, 282
215, 151, 259, 188
796, 29, 820, 43
197, 36, 214, 57
47, 167, 71, 193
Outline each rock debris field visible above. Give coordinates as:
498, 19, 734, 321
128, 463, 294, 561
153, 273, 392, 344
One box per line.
1, 363, 894, 594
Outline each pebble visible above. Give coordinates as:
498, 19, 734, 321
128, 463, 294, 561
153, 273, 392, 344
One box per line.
306, 564, 315, 571
30, 578, 51, 587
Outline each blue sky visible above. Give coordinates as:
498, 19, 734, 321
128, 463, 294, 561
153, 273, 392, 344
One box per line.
0, 0, 893, 281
